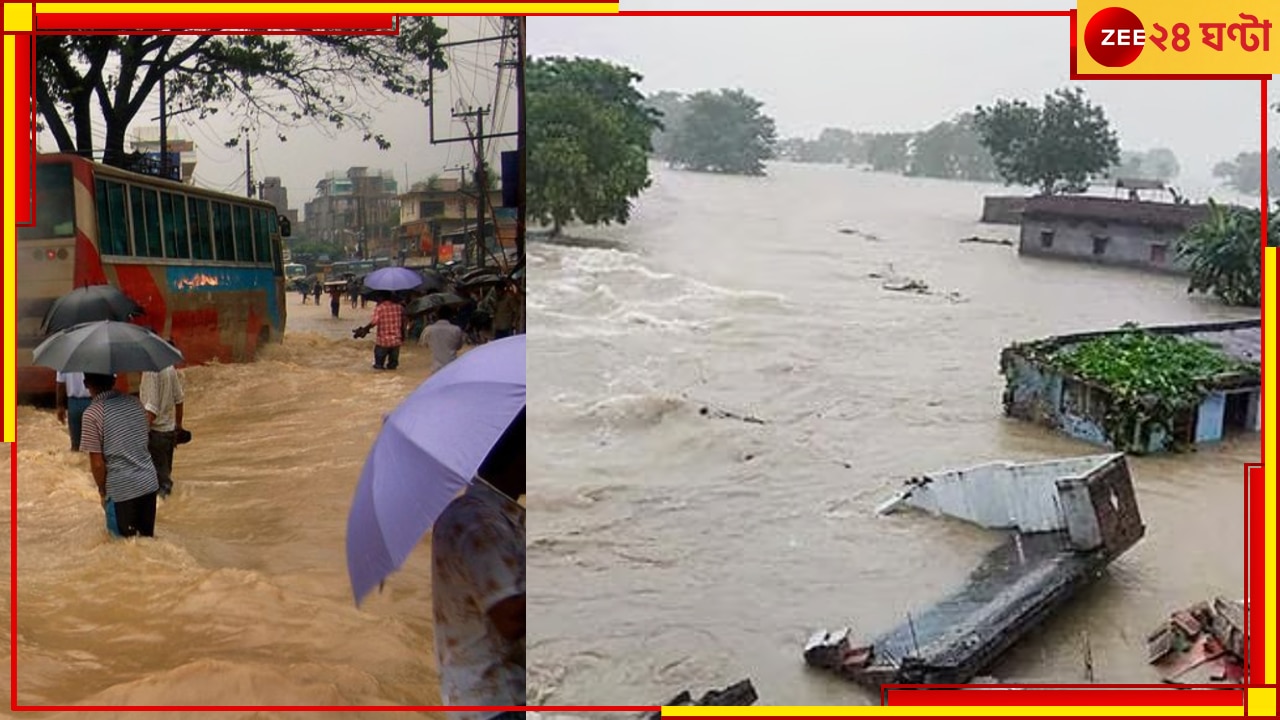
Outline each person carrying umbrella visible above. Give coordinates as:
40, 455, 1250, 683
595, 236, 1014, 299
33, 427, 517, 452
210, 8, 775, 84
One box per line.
79, 372, 161, 538
32, 319, 184, 538
431, 408, 526, 718
344, 335, 526, 717
353, 291, 406, 371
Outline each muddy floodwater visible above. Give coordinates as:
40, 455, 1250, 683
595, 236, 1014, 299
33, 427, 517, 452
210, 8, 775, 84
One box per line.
8, 299, 459, 719
526, 163, 1255, 707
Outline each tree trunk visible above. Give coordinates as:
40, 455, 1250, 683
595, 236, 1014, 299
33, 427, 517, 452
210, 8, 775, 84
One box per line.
550, 222, 562, 238
102, 123, 130, 169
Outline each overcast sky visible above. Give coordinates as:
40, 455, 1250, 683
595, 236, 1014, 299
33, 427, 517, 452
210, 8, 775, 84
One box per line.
36, 17, 518, 220
532, 8, 1278, 194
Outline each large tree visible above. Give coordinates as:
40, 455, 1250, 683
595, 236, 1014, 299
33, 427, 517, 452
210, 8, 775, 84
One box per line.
1177, 200, 1273, 306
973, 87, 1120, 195
665, 88, 776, 175
35, 24, 448, 168
864, 132, 913, 173
527, 56, 661, 235
906, 112, 997, 181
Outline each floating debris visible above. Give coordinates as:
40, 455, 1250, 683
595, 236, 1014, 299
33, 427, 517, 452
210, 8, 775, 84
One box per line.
959, 236, 1015, 247
1148, 598, 1246, 684
645, 679, 758, 719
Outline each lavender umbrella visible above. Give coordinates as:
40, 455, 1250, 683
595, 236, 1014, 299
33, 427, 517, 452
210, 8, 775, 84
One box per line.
361, 266, 426, 292
345, 334, 525, 604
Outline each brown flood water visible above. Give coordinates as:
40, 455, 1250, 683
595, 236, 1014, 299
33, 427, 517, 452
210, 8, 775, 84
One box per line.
526, 162, 1256, 707
7, 299, 463, 718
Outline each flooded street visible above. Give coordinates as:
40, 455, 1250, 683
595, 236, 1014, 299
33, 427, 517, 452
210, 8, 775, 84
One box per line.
9, 299, 452, 717
526, 162, 1256, 706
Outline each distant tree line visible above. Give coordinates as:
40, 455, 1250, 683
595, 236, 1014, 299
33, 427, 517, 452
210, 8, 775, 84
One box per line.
774, 89, 1181, 192
1210, 148, 1280, 195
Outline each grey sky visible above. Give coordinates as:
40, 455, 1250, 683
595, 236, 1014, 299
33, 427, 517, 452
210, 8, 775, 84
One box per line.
531, 9, 1277, 196
36, 17, 517, 220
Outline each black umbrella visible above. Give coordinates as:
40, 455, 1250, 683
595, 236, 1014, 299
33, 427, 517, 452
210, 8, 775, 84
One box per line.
41, 285, 143, 335
406, 292, 468, 316
33, 320, 183, 374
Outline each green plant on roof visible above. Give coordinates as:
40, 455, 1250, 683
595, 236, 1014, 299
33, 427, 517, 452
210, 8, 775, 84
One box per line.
1043, 330, 1257, 451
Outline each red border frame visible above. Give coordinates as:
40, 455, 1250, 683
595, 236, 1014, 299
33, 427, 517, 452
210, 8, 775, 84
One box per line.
9, 5, 1270, 715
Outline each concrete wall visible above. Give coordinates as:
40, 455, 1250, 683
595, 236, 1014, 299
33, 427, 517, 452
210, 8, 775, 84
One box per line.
1019, 217, 1188, 274
1002, 354, 1167, 453
980, 196, 1027, 225
896, 454, 1122, 535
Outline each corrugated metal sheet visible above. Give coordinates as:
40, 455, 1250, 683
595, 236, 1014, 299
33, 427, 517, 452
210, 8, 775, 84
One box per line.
894, 454, 1120, 533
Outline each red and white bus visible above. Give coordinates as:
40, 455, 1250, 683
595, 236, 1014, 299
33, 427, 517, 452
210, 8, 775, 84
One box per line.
18, 153, 289, 397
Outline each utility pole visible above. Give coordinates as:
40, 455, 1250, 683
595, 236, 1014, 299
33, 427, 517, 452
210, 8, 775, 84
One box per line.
448, 163, 473, 266
514, 16, 526, 270
453, 106, 490, 267
245, 137, 254, 197
159, 73, 168, 181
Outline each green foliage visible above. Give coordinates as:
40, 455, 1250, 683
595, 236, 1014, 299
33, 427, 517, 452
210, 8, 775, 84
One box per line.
1177, 199, 1272, 306
661, 89, 777, 176
527, 56, 662, 234
35, 22, 448, 167
973, 87, 1120, 195
864, 132, 913, 173
1051, 331, 1253, 407
647, 90, 687, 160
1211, 148, 1280, 195
906, 113, 998, 181
1043, 329, 1257, 452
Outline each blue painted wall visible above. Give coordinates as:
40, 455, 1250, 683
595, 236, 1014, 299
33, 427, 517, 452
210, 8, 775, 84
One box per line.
1196, 392, 1226, 443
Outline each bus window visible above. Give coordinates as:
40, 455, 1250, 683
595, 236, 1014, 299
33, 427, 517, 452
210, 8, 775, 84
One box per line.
161, 192, 190, 259
233, 205, 254, 263
212, 202, 235, 261
95, 178, 131, 256
188, 197, 214, 260
253, 208, 271, 266
19, 162, 76, 240
129, 185, 163, 257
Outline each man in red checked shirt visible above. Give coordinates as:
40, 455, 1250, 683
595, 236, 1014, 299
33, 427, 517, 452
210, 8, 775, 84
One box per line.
354, 292, 406, 371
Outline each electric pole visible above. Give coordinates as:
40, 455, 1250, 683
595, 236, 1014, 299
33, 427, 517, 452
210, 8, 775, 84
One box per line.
159, 73, 168, 181
245, 137, 254, 197
453, 106, 491, 267
515, 16, 526, 270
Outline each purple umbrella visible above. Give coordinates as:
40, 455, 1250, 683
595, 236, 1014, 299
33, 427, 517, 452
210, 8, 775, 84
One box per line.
362, 266, 425, 292
345, 334, 525, 604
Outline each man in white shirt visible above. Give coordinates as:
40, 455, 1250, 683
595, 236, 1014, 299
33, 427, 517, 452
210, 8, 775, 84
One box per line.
139, 362, 185, 499
420, 307, 466, 373
55, 371, 93, 451
432, 409, 525, 720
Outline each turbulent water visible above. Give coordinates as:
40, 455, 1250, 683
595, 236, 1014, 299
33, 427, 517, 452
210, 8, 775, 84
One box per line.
526, 162, 1256, 707
8, 300, 454, 718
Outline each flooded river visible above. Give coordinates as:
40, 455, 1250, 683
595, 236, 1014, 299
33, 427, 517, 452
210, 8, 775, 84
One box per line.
7, 300, 450, 717
526, 162, 1256, 706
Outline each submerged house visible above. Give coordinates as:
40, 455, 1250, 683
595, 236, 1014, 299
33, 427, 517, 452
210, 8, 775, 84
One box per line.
1018, 195, 1209, 273
1000, 320, 1260, 454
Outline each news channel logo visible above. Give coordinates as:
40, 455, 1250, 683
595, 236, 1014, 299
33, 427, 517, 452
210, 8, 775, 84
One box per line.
1083, 7, 1148, 67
